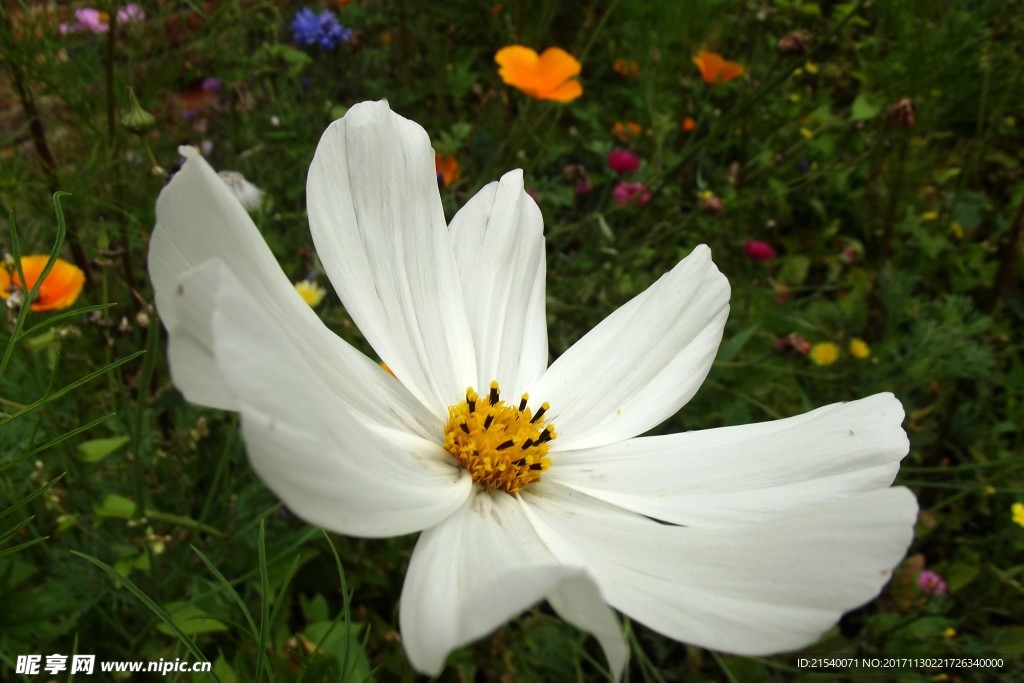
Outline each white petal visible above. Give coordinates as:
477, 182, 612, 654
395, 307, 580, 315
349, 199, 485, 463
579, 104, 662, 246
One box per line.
448, 170, 548, 395
162, 259, 233, 410
523, 483, 917, 656
530, 245, 730, 451
307, 101, 477, 418
150, 146, 437, 439
400, 491, 626, 679
179, 259, 471, 537
549, 393, 909, 527
546, 575, 628, 682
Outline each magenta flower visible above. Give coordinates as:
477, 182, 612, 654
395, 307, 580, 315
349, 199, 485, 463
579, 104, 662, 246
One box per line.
612, 181, 651, 206
918, 570, 947, 596
745, 240, 776, 261
574, 179, 593, 196
607, 149, 640, 174
59, 8, 108, 35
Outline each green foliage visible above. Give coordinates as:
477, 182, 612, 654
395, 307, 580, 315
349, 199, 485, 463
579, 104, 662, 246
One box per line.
1, 0, 1022, 681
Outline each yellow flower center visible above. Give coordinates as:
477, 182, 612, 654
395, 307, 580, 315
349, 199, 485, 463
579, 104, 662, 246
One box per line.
443, 381, 556, 494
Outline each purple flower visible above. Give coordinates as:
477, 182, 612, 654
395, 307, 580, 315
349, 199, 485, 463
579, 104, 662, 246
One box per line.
918, 570, 947, 597
59, 8, 108, 35
117, 4, 145, 24
292, 8, 353, 50
607, 149, 640, 174
201, 77, 223, 93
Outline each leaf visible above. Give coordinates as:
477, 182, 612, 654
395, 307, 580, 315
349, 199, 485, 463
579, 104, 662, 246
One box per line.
944, 560, 981, 592
778, 255, 810, 285
301, 594, 330, 623
851, 93, 882, 121
156, 604, 229, 636
93, 493, 137, 519
303, 621, 372, 682
77, 435, 130, 462
69, 551, 213, 673
989, 627, 1024, 655
716, 324, 759, 363
213, 656, 238, 683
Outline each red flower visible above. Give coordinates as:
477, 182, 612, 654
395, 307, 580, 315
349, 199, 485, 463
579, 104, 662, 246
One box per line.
744, 240, 776, 261
607, 149, 640, 174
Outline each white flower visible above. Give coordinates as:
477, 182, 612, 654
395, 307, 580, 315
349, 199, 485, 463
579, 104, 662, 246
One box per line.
149, 100, 917, 679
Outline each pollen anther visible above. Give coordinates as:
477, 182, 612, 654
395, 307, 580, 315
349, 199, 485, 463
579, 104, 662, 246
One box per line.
443, 381, 556, 494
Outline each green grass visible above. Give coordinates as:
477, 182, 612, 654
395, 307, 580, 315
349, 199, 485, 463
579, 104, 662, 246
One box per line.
1, 1, 1023, 681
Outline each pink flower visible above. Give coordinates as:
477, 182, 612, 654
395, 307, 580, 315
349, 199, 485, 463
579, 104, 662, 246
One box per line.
612, 181, 651, 205
574, 179, 592, 196
607, 149, 640, 174
918, 570, 947, 596
745, 240, 776, 261
117, 4, 145, 23
59, 8, 109, 35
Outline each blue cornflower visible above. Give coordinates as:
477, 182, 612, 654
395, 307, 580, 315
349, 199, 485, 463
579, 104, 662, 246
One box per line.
292, 8, 352, 50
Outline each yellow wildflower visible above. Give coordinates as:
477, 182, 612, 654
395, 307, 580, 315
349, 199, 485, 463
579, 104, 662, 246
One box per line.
294, 280, 327, 307
809, 342, 840, 367
849, 338, 871, 359
1012, 502, 1024, 528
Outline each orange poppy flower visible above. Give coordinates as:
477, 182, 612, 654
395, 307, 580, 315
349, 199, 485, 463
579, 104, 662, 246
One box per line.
613, 58, 639, 78
434, 153, 461, 188
681, 116, 697, 132
0, 255, 85, 312
612, 120, 643, 141
692, 50, 745, 86
495, 46, 582, 102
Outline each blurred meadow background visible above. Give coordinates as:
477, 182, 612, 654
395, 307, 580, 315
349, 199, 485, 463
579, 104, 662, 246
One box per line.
1, 0, 1023, 681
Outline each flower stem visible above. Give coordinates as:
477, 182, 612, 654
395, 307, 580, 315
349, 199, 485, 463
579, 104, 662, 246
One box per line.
0, 9, 93, 287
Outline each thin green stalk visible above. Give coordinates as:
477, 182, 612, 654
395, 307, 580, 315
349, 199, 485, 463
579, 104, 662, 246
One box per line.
255, 519, 272, 683
576, 0, 622, 66
0, 11, 93, 285
130, 312, 160, 517
1, 194, 69, 376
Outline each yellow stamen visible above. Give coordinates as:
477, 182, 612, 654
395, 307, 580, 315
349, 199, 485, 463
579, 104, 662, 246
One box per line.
444, 382, 556, 494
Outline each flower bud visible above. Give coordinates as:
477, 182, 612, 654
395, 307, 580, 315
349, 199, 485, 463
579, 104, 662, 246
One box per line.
886, 97, 916, 129
121, 87, 155, 133
699, 191, 723, 215
777, 30, 812, 56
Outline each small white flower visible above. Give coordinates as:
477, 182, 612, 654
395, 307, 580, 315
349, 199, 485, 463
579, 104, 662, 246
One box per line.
150, 101, 917, 679
216, 170, 263, 211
